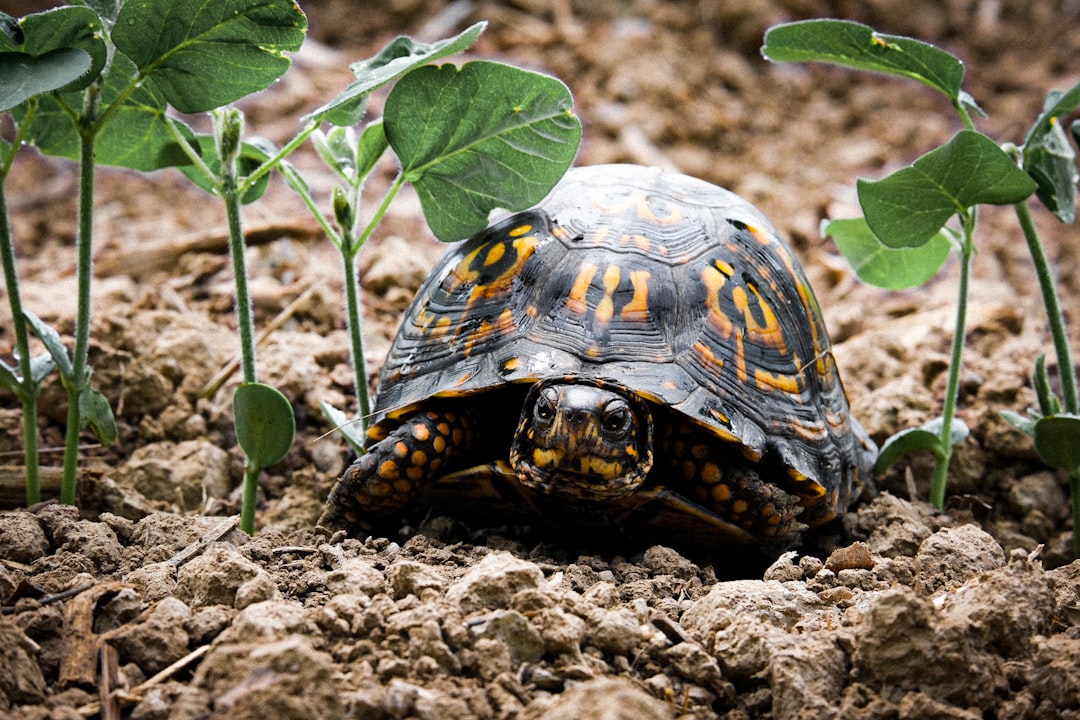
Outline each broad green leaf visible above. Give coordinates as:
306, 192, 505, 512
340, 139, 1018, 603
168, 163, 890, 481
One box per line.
24, 310, 72, 377
824, 217, 952, 290
234, 382, 296, 467
1022, 82, 1080, 223
0, 48, 92, 111
112, 0, 307, 114
873, 416, 968, 474
177, 134, 272, 203
858, 130, 1036, 247
319, 400, 365, 455
20, 53, 197, 170
762, 19, 964, 101
306, 21, 486, 125
79, 386, 117, 445
0, 6, 106, 96
1033, 414, 1080, 474
386, 61, 581, 241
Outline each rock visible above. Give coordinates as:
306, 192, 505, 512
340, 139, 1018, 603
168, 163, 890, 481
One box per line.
114, 440, 232, 511
217, 600, 318, 643
0, 614, 47, 707
0, 511, 49, 564
175, 547, 274, 608
521, 677, 673, 720
915, 523, 1005, 595
193, 637, 342, 720
587, 607, 645, 655
388, 560, 444, 598
472, 609, 545, 665
446, 552, 545, 614
110, 597, 192, 675
849, 586, 1002, 710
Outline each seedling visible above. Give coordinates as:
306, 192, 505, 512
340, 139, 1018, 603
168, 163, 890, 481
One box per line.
763, 19, 1080, 556
2, 4, 580, 537
1, 0, 305, 527
279, 24, 582, 449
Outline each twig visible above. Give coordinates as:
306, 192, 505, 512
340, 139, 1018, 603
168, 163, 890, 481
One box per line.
200, 280, 323, 398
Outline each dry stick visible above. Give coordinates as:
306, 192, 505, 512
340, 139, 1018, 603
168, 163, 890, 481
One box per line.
200, 280, 323, 399
168, 515, 241, 567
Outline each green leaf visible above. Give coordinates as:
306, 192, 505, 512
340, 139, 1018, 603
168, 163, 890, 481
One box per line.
356, 119, 389, 180
858, 130, 1037, 247
386, 61, 581, 241
0, 6, 107, 96
177, 134, 272, 203
75, 0, 122, 25
306, 21, 486, 125
1033, 414, 1080, 474
319, 400, 365, 455
873, 416, 968, 474
0, 48, 92, 111
23, 310, 72, 378
79, 386, 117, 445
824, 217, 952, 289
20, 53, 198, 170
1022, 82, 1080, 223
1001, 409, 1037, 439
762, 19, 964, 102
112, 0, 307, 114
29, 352, 56, 383
0, 359, 19, 396
0, 353, 56, 396
233, 382, 296, 467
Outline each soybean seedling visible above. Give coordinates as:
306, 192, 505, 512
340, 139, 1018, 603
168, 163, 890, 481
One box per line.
1, 1, 304, 528
278, 23, 581, 450
763, 19, 1080, 557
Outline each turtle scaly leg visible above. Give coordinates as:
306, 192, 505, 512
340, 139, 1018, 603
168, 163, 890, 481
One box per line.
318, 407, 476, 534
660, 418, 805, 540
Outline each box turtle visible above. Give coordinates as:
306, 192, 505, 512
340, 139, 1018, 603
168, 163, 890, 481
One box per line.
319, 164, 876, 545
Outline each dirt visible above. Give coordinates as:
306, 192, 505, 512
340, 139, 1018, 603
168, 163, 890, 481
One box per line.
2, 0, 1080, 718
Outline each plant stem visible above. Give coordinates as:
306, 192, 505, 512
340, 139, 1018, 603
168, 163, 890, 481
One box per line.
342, 172, 407, 428
1014, 200, 1078, 414
0, 178, 42, 505
341, 249, 371, 426
240, 459, 259, 533
930, 212, 976, 510
223, 176, 257, 385
60, 124, 98, 505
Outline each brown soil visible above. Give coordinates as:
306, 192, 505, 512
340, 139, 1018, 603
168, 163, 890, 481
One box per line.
2, 1, 1080, 718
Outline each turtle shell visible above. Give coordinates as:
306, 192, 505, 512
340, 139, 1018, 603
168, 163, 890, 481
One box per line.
373, 163, 874, 518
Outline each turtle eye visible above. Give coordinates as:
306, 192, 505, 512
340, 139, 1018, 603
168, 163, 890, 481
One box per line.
600, 401, 634, 440
533, 387, 558, 427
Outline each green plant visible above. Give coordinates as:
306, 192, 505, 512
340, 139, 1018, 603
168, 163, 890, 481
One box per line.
763, 19, 1080, 556
1, 0, 305, 525
279, 24, 582, 449
2, 3, 580, 536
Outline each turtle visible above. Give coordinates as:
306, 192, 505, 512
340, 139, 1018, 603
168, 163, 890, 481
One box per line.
318, 164, 876, 545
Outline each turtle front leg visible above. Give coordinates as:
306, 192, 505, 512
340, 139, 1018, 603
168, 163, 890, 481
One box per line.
318, 407, 476, 534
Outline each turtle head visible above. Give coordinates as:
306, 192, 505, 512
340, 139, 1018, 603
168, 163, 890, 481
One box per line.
511, 378, 653, 500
